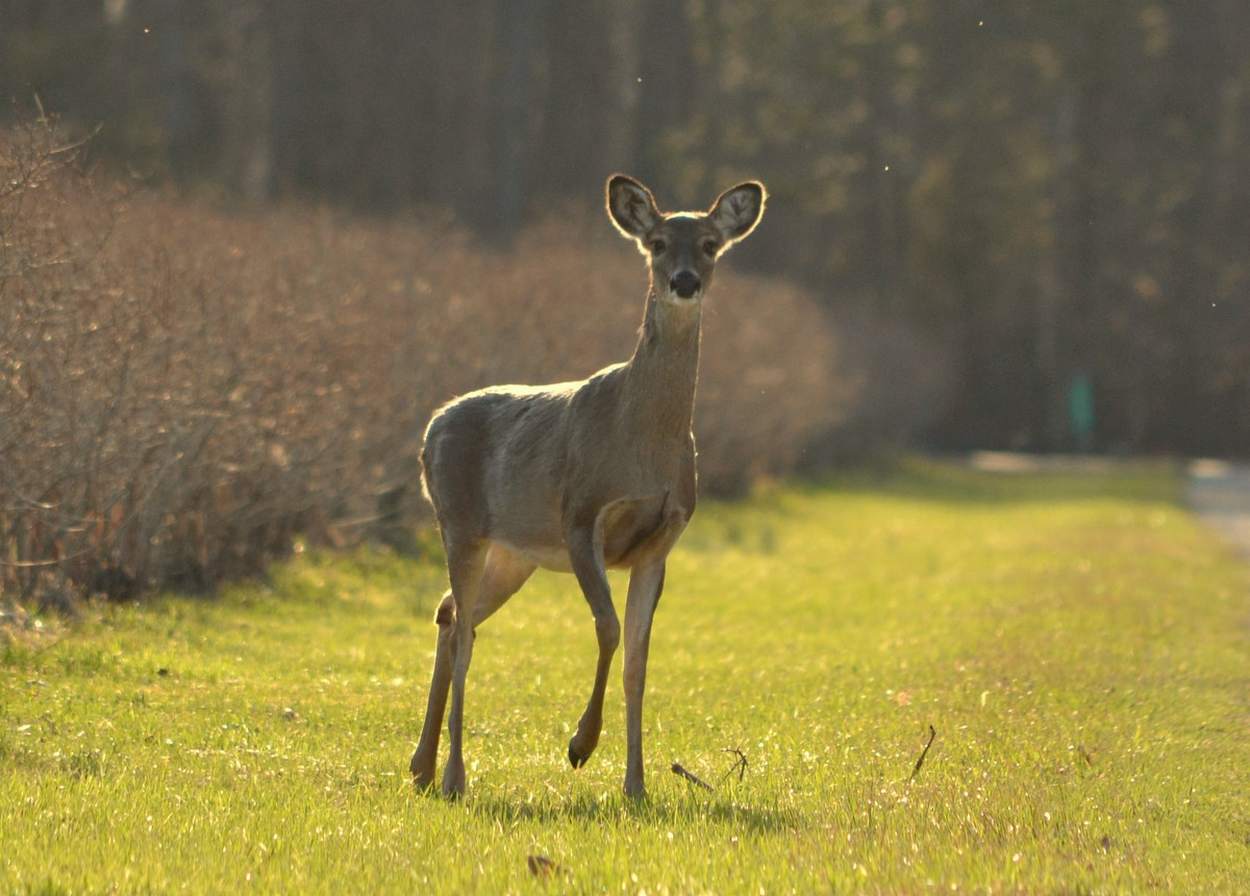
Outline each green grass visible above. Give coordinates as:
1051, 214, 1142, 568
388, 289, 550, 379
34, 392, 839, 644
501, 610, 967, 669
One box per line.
3, 461, 1249, 893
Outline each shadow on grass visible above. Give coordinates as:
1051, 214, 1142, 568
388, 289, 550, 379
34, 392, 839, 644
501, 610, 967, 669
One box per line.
464, 789, 797, 834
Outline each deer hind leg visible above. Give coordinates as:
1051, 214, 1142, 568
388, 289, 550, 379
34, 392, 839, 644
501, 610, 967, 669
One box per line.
410, 588, 457, 788
566, 526, 620, 769
410, 543, 536, 789
432, 539, 488, 799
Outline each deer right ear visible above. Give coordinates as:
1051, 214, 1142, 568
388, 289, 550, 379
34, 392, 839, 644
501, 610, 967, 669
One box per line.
606, 175, 661, 241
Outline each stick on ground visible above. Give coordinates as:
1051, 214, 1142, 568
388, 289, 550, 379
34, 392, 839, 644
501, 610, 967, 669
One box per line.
721, 747, 748, 783
670, 762, 714, 791
910, 725, 937, 781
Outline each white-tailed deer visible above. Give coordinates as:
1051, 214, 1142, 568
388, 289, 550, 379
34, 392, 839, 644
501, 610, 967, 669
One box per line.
410, 174, 766, 798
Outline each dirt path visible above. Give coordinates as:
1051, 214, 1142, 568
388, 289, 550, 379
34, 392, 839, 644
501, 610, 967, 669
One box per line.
1186, 460, 1250, 559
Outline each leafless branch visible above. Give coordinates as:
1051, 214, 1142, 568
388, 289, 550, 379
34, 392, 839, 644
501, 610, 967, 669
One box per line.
670, 762, 714, 792
720, 747, 748, 783
909, 725, 937, 781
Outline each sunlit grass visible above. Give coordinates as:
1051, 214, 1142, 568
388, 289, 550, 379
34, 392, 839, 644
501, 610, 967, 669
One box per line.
3, 460, 1248, 893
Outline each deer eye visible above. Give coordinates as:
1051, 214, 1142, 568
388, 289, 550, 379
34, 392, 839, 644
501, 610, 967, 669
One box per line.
702, 240, 720, 258
649, 238, 667, 255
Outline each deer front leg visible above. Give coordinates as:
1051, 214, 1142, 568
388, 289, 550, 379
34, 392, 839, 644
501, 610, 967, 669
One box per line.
622, 559, 666, 799
566, 526, 619, 769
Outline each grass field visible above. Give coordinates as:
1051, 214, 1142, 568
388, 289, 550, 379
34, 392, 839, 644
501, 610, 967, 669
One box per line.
3, 462, 1248, 894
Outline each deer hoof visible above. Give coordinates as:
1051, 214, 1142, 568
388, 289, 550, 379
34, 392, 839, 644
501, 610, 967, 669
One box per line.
568, 741, 591, 769
410, 751, 437, 791
441, 763, 466, 799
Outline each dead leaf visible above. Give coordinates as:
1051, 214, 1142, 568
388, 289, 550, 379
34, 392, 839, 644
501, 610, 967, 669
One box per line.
527, 855, 561, 879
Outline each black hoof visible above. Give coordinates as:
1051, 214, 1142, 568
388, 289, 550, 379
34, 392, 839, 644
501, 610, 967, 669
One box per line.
568, 742, 589, 769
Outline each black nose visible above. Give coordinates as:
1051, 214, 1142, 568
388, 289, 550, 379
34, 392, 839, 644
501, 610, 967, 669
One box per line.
670, 270, 701, 298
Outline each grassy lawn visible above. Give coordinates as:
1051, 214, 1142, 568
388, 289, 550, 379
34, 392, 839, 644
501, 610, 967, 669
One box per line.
3, 461, 1248, 894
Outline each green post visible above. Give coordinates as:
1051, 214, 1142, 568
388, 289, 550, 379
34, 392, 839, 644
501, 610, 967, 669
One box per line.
1067, 373, 1095, 453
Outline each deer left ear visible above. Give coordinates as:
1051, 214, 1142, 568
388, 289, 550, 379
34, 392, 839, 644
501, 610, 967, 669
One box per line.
708, 181, 766, 246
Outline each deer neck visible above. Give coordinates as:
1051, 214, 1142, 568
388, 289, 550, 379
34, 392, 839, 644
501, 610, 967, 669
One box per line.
622, 289, 702, 442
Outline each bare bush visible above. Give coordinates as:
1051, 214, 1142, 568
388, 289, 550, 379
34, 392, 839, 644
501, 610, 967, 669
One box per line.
1, 121, 862, 603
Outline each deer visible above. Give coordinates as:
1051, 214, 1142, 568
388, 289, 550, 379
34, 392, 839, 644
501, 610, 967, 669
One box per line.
409, 174, 766, 799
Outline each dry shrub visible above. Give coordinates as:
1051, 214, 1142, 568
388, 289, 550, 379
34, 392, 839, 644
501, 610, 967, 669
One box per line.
1, 121, 852, 603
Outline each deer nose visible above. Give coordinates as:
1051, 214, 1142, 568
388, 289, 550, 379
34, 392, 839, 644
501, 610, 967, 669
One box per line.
670, 270, 701, 299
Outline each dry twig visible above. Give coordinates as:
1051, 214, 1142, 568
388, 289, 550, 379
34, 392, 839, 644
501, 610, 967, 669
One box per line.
670, 762, 714, 791
909, 724, 937, 781
721, 747, 748, 783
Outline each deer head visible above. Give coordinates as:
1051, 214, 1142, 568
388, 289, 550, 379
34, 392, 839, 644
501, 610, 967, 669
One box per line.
606, 175, 766, 303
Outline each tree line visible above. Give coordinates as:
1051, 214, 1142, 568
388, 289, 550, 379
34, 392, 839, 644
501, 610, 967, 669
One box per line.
4, 0, 1247, 455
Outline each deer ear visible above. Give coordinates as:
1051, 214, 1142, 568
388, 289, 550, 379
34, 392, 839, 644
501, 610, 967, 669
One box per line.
606, 174, 661, 240
708, 181, 766, 246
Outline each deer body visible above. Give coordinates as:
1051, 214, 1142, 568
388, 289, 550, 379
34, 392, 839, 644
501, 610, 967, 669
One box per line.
411, 175, 765, 799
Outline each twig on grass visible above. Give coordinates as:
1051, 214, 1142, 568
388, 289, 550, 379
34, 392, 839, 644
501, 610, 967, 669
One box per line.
721, 747, 748, 783
909, 724, 937, 781
671, 762, 714, 791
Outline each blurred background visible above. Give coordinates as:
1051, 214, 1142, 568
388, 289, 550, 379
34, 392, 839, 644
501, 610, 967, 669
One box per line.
2, 1, 1248, 601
